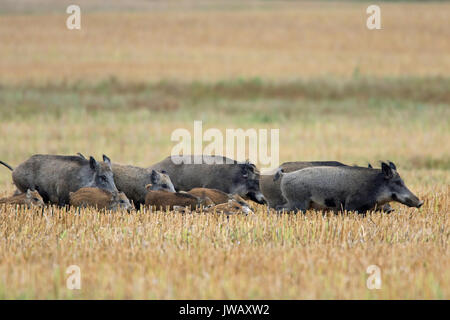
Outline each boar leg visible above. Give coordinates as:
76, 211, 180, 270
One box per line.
286, 199, 310, 214
380, 203, 394, 214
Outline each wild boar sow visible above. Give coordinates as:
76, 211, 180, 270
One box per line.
10, 154, 117, 205
112, 164, 175, 207
150, 155, 266, 204
277, 162, 423, 213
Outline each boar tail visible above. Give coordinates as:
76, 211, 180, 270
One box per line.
273, 168, 284, 182
0, 160, 13, 171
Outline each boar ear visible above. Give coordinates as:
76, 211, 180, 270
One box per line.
245, 160, 256, 172
150, 170, 159, 183
89, 156, 98, 170
102, 155, 112, 168
77, 152, 86, 159
388, 161, 397, 171
368, 163, 373, 169
381, 162, 394, 179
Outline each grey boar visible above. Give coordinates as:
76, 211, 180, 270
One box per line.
261, 161, 393, 213
0, 189, 45, 208
4, 154, 118, 206
112, 163, 176, 207
69, 187, 133, 212
276, 161, 423, 213
187, 187, 253, 214
150, 155, 266, 204
144, 186, 214, 211
261, 161, 346, 209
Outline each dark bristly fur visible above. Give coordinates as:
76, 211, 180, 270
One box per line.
112, 164, 175, 207
11, 154, 117, 206
261, 161, 346, 209
277, 162, 423, 213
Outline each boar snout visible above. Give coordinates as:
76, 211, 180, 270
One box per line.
247, 191, 266, 204
393, 192, 423, 208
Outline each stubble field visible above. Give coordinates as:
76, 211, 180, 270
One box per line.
0, 1, 449, 299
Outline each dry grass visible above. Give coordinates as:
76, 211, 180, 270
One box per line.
1, 1, 449, 83
0, 187, 448, 299
0, 92, 448, 298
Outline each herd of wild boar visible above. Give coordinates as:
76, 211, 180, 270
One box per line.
0, 154, 423, 215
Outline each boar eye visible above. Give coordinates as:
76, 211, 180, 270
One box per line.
162, 184, 168, 188
395, 181, 402, 186
100, 175, 107, 182
120, 200, 126, 204
33, 198, 39, 201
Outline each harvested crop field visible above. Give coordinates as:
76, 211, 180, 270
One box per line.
0, 0, 448, 299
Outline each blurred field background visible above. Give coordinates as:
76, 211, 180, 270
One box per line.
0, 0, 449, 299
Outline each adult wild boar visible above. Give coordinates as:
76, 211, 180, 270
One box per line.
260, 161, 346, 209
111, 164, 176, 207
276, 162, 423, 213
2, 154, 117, 206
150, 155, 266, 204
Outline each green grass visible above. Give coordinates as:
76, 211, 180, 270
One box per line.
1, 77, 449, 119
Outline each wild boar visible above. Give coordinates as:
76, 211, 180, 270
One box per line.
0, 189, 45, 208
144, 186, 213, 211
2, 154, 118, 206
69, 187, 133, 212
261, 161, 393, 213
187, 187, 253, 214
276, 162, 423, 213
111, 163, 176, 207
205, 199, 251, 215
150, 155, 266, 204
260, 161, 346, 209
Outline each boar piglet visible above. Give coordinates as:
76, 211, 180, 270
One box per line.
145, 186, 213, 211
187, 187, 253, 213
205, 198, 252, 215
0, 189, 45, 208
69, 187, 133, 212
